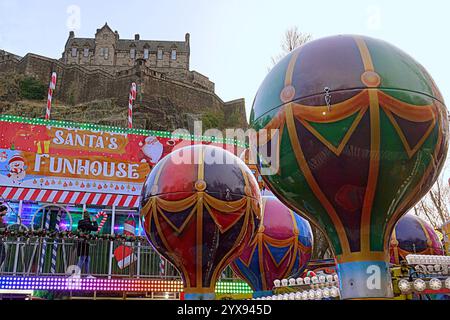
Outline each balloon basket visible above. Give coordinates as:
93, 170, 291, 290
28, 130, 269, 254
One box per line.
336, 260, 394, 299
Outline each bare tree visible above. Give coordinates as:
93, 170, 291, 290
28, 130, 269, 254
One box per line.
270, 26, 312, 67
311, 227, 333, 260
413, 174, 450, 229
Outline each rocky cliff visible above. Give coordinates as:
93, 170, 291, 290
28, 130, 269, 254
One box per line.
0, 52, 248, 133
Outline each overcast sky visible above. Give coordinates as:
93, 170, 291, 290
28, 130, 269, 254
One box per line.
1, 0, 449, 120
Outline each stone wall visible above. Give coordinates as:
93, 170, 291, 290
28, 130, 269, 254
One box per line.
0, 52, 247, 132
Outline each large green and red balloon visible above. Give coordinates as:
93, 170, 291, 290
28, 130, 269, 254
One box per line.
140, 145, 261, 300
250, 35, 448, 299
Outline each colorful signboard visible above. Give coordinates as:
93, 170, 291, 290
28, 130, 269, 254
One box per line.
0, 116, 244, 207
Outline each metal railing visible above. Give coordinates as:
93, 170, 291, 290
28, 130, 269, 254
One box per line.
0, 234, 236, 280
0, 235, 179, 279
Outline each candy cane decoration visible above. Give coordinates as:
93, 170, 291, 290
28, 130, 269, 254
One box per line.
50, 211, 61, 274
113, 219, 137, 269
159, 255, 165, 276
128, 82, 137, 128
45, 72, 57, 120
123, 219, 136, 238
94, 211, 108, 232
38, 211, 51, 273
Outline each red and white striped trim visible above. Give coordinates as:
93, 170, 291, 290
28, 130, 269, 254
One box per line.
0, 186, 140, 208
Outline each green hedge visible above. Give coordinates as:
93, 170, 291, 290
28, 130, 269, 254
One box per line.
19, 77, 46, 100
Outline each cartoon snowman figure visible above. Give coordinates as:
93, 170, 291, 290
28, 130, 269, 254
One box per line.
0, 151, 7, 162
7, 155, 27, 184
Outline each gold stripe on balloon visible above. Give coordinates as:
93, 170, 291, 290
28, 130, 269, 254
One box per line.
284, 48, 302, 87
210, 197, 253, 288
285, 103, 351, 256
196, 146, 204, 288
360, 89, 381, 254
354, 36, 375, 71
291, 90, 368, 122
298, 104, 368, 156
353, 36, 381, 255
382, 104, 444, 250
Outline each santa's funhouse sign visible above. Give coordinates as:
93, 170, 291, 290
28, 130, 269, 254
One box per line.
0, 119, 242, 197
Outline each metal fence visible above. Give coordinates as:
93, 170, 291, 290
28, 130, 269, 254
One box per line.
0, 235, 235, 280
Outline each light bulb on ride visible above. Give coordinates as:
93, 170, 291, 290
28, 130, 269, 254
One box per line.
429, 278, 442, 290
323, 287, 330, 298
315, 289, 323, 300
445, 278, 450, 289
413, 279, 426, 292
397, 279, 411, 293
330, 287, 339, 298
319, 275, 326, 283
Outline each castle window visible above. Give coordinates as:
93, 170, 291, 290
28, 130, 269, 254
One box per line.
100, 47, 109, 59
171, 49, 177, 60
157, 48, 163, 60
71, 48, 77, 57
144, 48, 149, 59
130, 48, 136, 59
83, 48, 89, 57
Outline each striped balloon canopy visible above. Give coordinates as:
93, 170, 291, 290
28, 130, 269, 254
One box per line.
230, 195, 313, 292
140, 145, 261, 299
250, 35, 448, 299
390, 213, 444, 264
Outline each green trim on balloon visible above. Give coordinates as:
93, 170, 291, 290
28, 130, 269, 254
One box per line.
307, 111, 359, 148
365, 37, 434, 105
369, 108, 438, 251
268, 124, 343, 255
250, 53, 291, 125
252, 108, 282, 131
